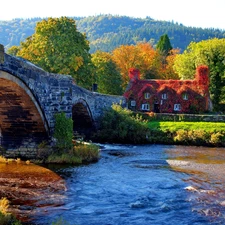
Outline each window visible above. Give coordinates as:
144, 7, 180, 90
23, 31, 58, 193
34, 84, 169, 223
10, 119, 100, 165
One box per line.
130, 100, 136, 107
144, 92, 150, 99
141, 103, 150, 111
182, 93, 188, 100
162, 93, 167, 99
174, 104, 181, 111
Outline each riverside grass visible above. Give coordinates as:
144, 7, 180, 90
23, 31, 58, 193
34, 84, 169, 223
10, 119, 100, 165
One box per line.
47, 142, 100, 164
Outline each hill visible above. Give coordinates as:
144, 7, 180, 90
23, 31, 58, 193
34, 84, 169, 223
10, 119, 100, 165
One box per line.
0, 15, 225, 53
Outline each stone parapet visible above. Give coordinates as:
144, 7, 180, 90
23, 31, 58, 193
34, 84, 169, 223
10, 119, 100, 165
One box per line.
0, 44, 4, 64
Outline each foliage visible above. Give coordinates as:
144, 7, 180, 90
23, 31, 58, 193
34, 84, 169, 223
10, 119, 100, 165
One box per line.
47, 142, 99, 164
94, 104, 149, 143
91, 51, 123, 95
112, 42, 179, 89
94, 104, 225, 146
53, 112, 73, 151
9, 17, 94, 89
47, 153, 82, 164
73, 142, 99, 162
6, 46, 20, 56
156, 34, 172, 56
0, 198, 22, 225
2, 16, 225, 54
174, 38, 225, 111
0, 156, 7, 163
0, 198, 10, 215
124, 66, 209, 113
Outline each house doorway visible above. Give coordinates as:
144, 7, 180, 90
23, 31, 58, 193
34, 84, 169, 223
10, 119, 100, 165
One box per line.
154, 101, 160, 113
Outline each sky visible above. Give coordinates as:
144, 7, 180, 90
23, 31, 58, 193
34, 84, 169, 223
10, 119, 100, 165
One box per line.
1, 0, 225, 30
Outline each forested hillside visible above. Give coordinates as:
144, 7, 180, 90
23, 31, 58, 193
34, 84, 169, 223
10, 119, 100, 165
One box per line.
0, 15, 224, 53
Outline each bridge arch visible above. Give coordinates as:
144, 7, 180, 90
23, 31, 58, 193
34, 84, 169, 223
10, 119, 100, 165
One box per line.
72, 98, 95, 138
0, 70, 49, 147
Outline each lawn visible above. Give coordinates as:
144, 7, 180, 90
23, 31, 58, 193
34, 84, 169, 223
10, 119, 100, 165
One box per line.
148, 121, 225, 133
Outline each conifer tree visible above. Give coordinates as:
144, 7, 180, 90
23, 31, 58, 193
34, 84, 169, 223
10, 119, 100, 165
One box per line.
156, 34, 172, 56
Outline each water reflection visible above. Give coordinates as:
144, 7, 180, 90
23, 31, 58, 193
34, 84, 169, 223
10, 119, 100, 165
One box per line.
167, 146, 225, 223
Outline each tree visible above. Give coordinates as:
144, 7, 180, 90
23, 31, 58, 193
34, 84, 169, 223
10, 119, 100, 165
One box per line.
112, 42, 178, 89
174, 38, 225, 111
91, 51, 123, 95
156, 34, 172, 56
10, 17, 94, 89
112, 43, 162, 89
159, 49, 180, 79
7, 46, 20, 56
112, 45, 140, 89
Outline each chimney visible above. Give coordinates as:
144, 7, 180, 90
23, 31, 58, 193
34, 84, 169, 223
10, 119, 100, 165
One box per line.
128, 68, 140, 82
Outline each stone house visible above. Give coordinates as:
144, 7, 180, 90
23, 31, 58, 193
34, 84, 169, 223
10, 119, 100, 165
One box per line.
124, 65, 211, 113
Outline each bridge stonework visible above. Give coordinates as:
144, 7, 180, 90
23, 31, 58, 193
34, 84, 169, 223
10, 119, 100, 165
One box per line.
0, 45, 125, 157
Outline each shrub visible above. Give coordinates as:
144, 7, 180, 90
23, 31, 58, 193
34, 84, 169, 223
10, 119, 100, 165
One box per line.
74, 143, 99, 163
94, 104, 225, 146
0, 198, 22, 225
174, 130, 190, 144
210, 132, 225, 146
47, 143, 100, 164
53, 112, 73, 152
94, 104, 149, 143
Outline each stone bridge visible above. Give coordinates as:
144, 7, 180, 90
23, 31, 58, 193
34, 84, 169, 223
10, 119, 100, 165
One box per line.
0, 45, 125, 153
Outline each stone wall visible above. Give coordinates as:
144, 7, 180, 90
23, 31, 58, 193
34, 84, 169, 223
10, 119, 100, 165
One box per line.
153, 113, 225, 122
0, 44, 4, 64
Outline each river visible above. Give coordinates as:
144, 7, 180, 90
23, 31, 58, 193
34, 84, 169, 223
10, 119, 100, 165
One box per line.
24, 144, 225, 225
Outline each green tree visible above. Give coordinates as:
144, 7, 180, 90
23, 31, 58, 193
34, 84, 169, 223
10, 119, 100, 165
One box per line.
156, 34, 172, 56
174, 38, 225, 111
91, 51, 123, 95
13, 17, 94, 89
53, 112, 73, 151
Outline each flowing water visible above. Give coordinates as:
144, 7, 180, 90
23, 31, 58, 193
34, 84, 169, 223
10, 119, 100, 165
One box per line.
30, 144, 225, 225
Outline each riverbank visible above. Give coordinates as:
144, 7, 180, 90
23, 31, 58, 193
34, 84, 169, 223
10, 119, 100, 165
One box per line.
92, 105, 225, 147
0, 160, 66, 224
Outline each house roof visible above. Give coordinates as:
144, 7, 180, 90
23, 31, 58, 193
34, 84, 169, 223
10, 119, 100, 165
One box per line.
124, 65, 209, 99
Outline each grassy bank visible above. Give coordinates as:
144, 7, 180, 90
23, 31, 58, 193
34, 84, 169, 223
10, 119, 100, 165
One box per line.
46, 142, 100, 164
38, 112, 100, 164
93, 104, 225, 147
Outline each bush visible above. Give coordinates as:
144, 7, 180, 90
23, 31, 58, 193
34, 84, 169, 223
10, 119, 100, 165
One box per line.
94, 104, 225, 146
0, 198, 22, 225
53, 112, 73, 152
47, 142, 100, 164
210, 132, 225, 146
94, 104, 149, 143
74, 143, 99, 163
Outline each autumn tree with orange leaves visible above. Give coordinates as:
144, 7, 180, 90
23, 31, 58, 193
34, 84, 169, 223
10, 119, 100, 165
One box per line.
112, 42, 179, 90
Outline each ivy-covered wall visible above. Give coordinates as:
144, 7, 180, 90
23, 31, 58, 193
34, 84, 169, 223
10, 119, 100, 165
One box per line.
124, 65, 211, 114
